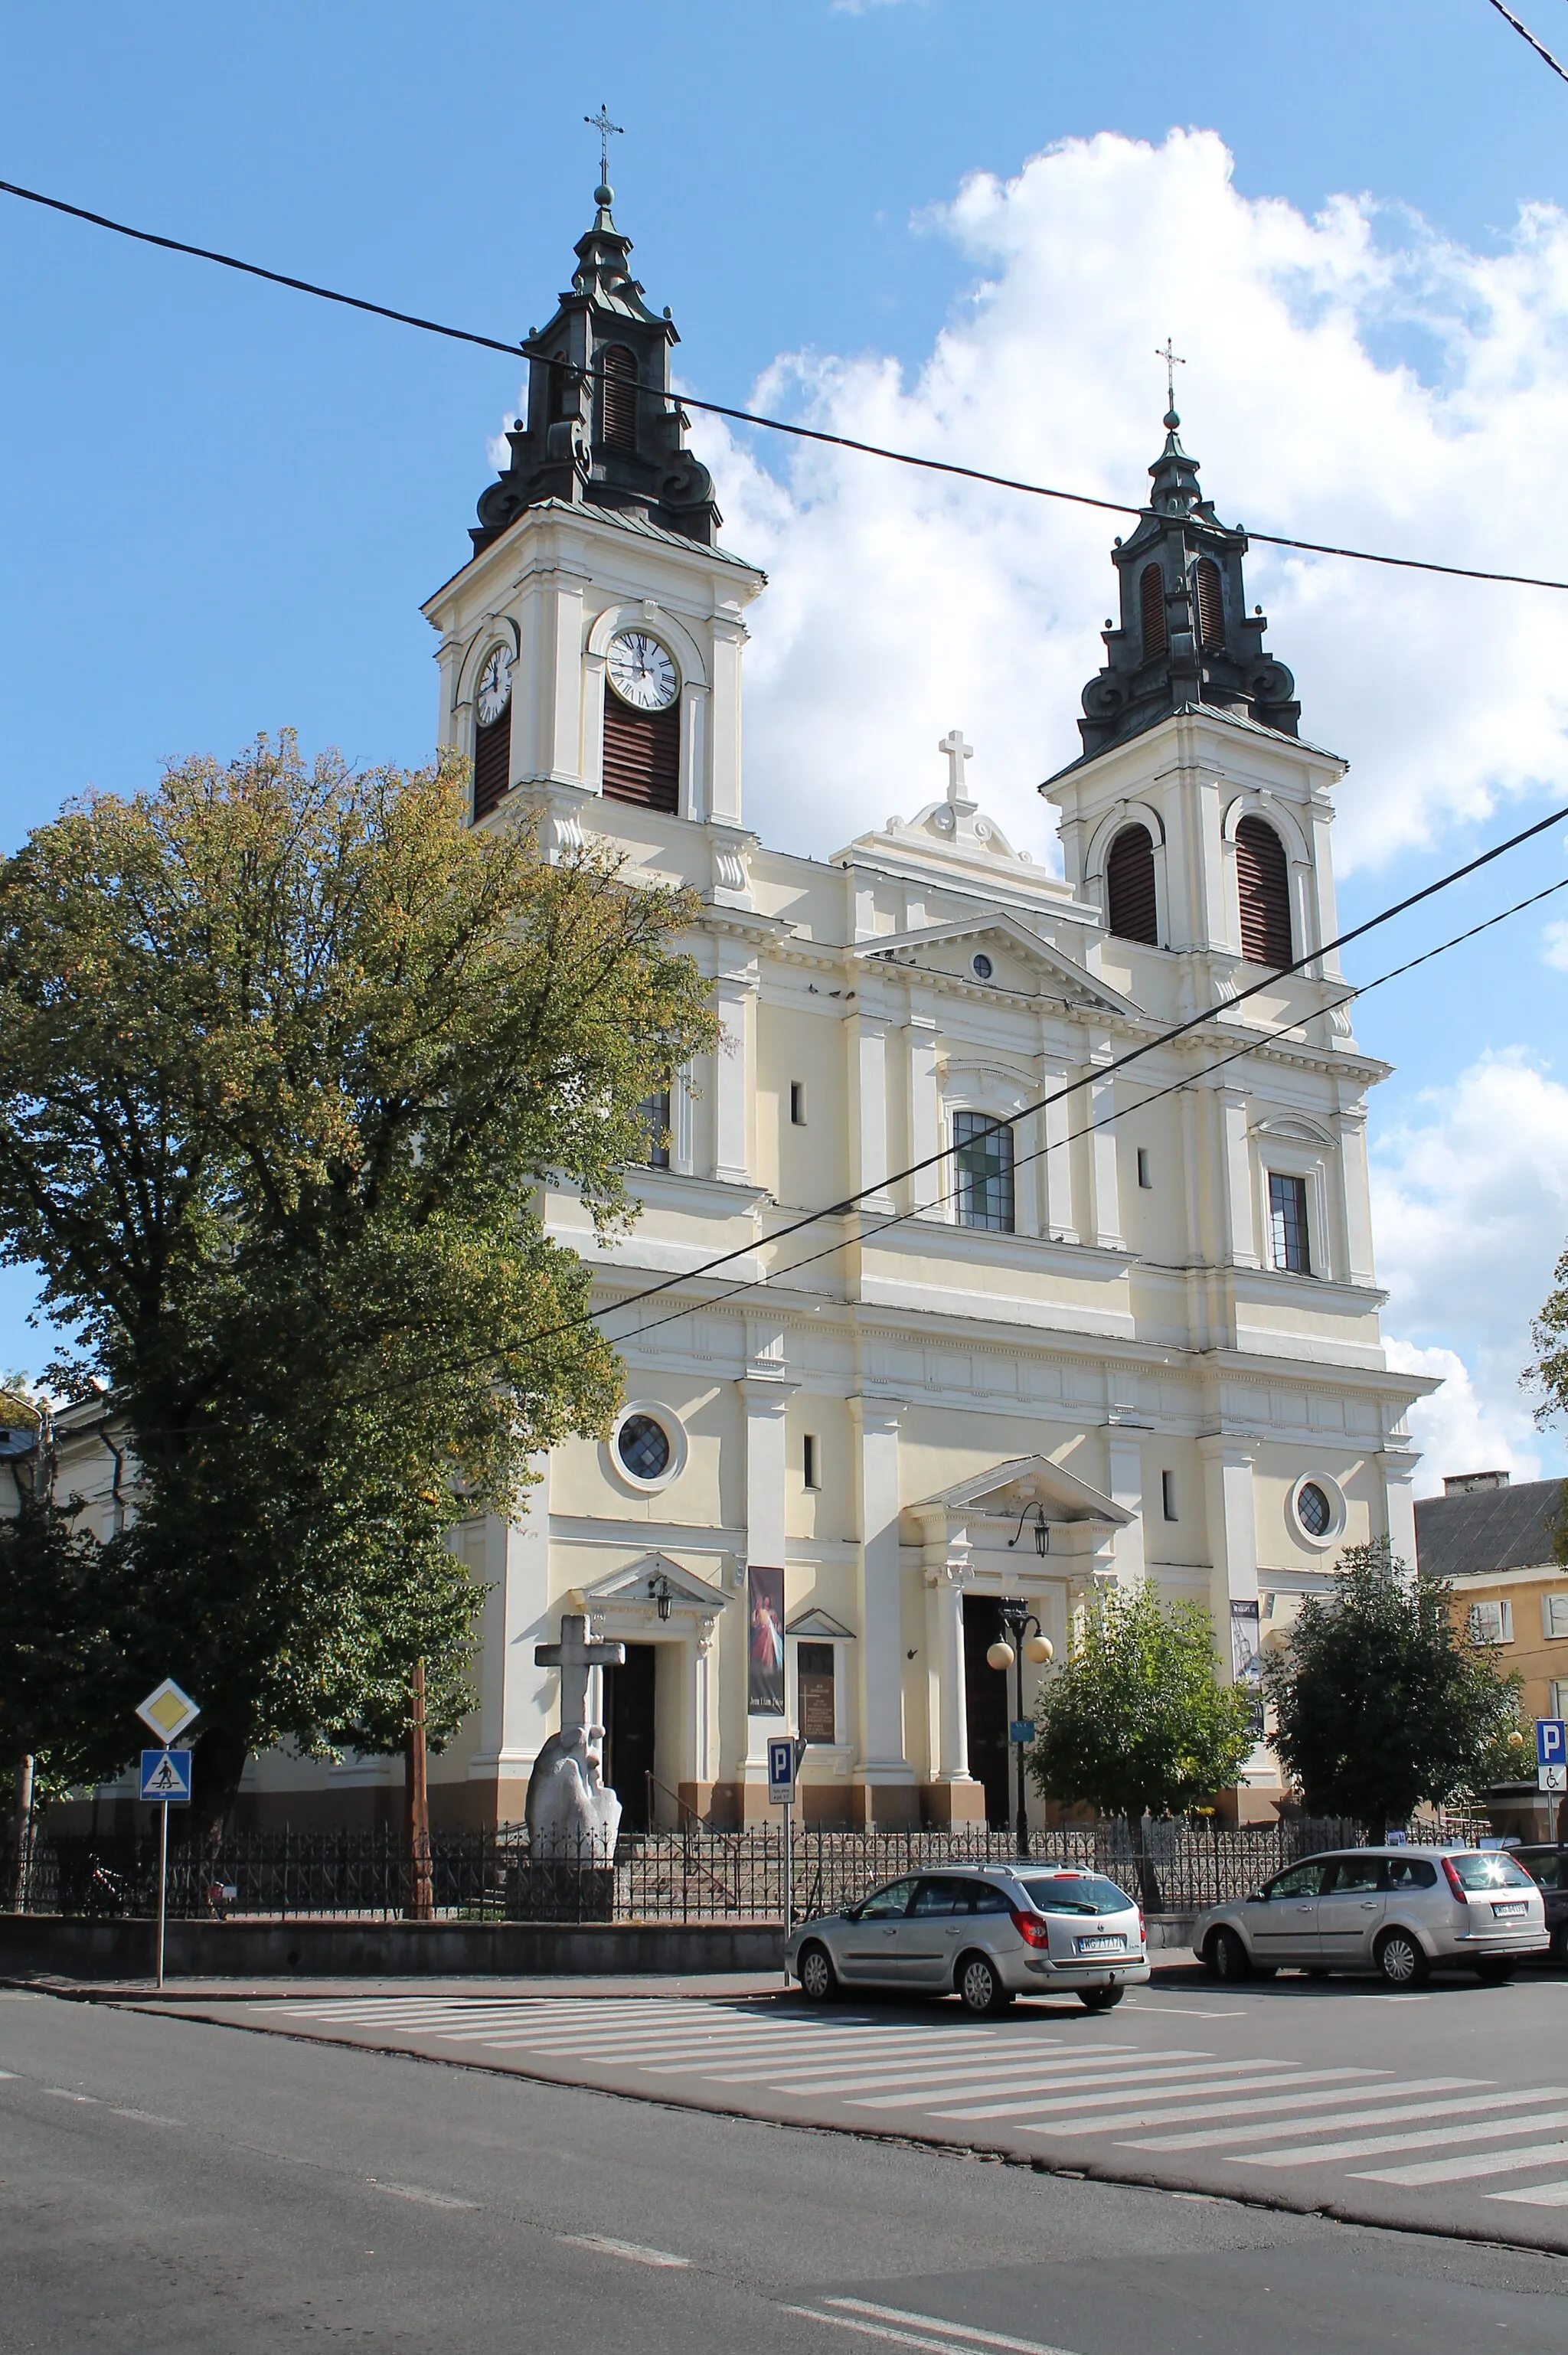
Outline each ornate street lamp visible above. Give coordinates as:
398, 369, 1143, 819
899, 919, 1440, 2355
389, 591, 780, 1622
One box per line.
988, 1596, 1054, 1857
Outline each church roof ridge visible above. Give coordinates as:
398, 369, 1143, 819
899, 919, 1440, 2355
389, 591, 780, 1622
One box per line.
1040, 696, 1341, 792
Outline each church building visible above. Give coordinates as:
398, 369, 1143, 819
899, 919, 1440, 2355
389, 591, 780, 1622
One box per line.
74, 176, 1436, 1833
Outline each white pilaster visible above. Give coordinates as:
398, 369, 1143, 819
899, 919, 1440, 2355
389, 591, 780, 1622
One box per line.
1217, 1087, 1258, 1267
924, 1558, 972, 1782
469, 1458, 554, 1805
849, 1014, 893, 1213
906, 1011, 942, 1217
1336, 1109, 1376, 1287
741, 1365, 799, 1771
852, 1395, 913, 1788
1105, 1419, 1148, 1586
714, 969, 753, 1185
1381, 1445, 1420, 1573
1086, 1047, 1122, 1249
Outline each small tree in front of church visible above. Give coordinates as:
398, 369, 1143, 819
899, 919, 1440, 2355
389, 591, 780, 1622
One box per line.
1027, 1583, 1256, 1903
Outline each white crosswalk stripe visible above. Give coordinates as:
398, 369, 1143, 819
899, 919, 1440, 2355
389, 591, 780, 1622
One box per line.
250, 1994, 1568, 2216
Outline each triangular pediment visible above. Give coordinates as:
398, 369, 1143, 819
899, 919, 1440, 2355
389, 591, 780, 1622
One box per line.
576, 1552, 729, 1612
912, 1453, 1132, 1527
857, 915, 1138, 1018
786, 1607, 857, 1639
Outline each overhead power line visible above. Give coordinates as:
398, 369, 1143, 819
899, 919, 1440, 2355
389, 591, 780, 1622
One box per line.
3, 173, 1567, 598
1485, 0, 1568, 86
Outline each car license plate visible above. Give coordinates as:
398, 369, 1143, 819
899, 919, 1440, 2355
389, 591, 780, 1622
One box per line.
1076, 1935, 1124, 1955
1492, 1901, 1527, 1919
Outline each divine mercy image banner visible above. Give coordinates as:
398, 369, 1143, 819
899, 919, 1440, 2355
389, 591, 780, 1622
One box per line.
747, 1564, 786, 1716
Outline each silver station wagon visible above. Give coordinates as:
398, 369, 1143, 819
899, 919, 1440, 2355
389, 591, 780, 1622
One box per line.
1194, 1845, 1550, 1988
786, 1861, 1151, 2017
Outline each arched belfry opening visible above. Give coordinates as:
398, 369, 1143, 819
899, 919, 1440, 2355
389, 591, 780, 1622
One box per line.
1139, 564, 1167, 658
599, 345, 638, 452
1236, 815, 1292, 968
1106, 823, 1158, 946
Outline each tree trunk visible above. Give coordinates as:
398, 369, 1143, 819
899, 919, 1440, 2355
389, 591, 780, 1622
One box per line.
403, 1660, 433, 1923
182, 1723, 251, 1850
11, 1755, 34, 1912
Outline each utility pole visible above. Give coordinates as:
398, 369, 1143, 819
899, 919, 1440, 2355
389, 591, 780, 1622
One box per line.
405, 1659, 433, 1922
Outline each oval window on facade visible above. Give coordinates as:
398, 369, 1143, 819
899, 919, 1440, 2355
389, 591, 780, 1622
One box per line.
616, 1413, 671, 1482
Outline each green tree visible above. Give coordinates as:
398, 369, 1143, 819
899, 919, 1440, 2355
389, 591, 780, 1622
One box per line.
1027, 1584, 1256, 1901
1262, 1538, 1524, 1833
0, 737, 717, 1821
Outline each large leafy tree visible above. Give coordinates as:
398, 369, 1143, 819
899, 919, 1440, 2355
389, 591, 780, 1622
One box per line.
1027, 1583, 1256, 1892
0, 737, 715, 1819
1262, 1539, 1523, 1833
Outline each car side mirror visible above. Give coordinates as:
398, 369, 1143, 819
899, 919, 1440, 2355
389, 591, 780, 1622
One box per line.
1246, 1890, 1266, 1903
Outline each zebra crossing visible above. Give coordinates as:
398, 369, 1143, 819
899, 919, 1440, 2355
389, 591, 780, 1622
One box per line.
254, 1994, 1568, 2217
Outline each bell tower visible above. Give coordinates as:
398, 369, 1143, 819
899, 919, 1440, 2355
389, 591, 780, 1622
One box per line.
422, 171, 765, 880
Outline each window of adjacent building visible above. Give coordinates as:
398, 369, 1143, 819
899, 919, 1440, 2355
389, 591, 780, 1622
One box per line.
1136, 1147, 1153, 1190
1269, 1172, 1312, 1275
798, 1641, 836, 1743
802, 1432, 820, 1491
599, 344, 638, 451
1106, 823, 1158, 946
789, 1082, 808, 1127
1161, 1470, 1178, 1523
1139, 563, 1168, 657
1550, 1678, 1568, 1720
1544, 1593, 1568, 1640
1235, 815, 1293, 968
636, 1086, 671, 1170
953, 1111, 1015, 1233
1194, 556, 1225, 652
1469, 1598, 1514, 1645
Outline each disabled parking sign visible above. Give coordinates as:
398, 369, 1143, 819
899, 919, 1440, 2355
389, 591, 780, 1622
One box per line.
1537, 1718, 1566, 1793
139, 1747, 192, 1804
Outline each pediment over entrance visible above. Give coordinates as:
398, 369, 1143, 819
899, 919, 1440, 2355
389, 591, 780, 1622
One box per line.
786, 1607, 856, 1640
573, 1552, 729, 1618
910, 1453, 1132, 1529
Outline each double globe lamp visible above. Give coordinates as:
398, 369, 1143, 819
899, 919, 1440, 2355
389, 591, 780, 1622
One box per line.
986, 1609, 1054, 1857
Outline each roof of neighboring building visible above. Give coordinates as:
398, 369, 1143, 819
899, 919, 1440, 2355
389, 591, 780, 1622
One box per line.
1414, 1477, 1566, 1581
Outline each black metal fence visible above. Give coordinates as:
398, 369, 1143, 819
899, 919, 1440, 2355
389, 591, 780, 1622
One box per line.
3, 1811, 1484, 1925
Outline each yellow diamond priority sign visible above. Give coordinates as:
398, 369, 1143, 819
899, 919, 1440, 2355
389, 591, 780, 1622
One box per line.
136, 1677, 200, 1745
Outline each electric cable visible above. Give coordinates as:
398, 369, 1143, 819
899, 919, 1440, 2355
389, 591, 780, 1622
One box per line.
1485, 0, 1568, 86
3, 173, 1568, 597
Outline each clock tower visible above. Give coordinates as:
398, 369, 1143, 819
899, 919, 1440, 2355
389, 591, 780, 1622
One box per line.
422, 177, 766, 892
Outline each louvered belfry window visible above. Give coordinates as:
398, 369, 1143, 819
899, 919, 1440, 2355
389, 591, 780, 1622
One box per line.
1139, 563, 1168, 657
603, 698, 680, 813
1106, 823, 1159, 946
472, 704, 512, 822
1195, 557, 1224, 651
1235, 815, 1292, 967
600, 345, 638, 451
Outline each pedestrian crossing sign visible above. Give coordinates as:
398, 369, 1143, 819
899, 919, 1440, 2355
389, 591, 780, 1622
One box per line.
140, 1748, 192, 1804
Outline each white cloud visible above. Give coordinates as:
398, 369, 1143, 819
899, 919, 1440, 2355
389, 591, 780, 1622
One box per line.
1544, 917, 1568, 972
1371, 1052, 1568, 1492
697, 129, 1568, 876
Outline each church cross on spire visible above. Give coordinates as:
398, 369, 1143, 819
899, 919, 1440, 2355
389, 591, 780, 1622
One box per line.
585, 102, 624, 200
939, 727, 974, 804
1156, 335, 1186, 420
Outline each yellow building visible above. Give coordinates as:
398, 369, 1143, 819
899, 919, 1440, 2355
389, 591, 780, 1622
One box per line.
1418, 1470, 1568, 1841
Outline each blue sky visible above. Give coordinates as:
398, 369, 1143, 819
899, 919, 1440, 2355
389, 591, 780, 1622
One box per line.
4, 1, 1568, 1481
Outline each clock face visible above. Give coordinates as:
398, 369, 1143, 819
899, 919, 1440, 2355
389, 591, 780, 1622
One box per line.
606, 630, 678, 712
476, 644, 512, 728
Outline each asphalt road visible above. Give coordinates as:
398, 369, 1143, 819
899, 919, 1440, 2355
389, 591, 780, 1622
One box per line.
4, 1986, 1568, 2355
136, 1960, 1568, 2254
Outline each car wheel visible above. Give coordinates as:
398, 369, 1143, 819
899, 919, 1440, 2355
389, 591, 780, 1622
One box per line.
1203, 1926, 1253, 1983
1374, 1927, 1430, 1988
1078, 1986, 1123, 2012
1474, 1958, 1516, 1984
797, 1942, 838, 2004
957, 1952, 1012, 2018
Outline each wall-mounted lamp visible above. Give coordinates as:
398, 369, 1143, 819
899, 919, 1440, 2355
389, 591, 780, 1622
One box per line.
1008, 1501, 1050, 1558
648, 1573, 673, 1623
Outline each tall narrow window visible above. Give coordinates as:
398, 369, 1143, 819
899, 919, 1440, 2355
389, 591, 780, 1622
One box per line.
1139, 563, 1168, 657
1136, 1147, 1152, 1190
1194, 557, 1224, 651
600, 344, 638, 451
1161, 1470, 1178, 1522
637, 1086, 671, 1170
1236, 815, 1292, 968
953, 1112, 1014, 1233
1106, 823, 1158, 945
789, 1082, 808, 1126
1268, 1171, 1311, 1275
603, 699, 680, 812
802, 1432, 820, 1490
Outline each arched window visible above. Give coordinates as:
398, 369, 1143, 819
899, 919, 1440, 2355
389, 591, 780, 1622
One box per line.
1194, 557, 1224, 651
1235, 815, 1292, 968
1106, 823, 1158, 946
1139, 563, 1168, 657
603, 700, 680, 813
600, 345, 638, 451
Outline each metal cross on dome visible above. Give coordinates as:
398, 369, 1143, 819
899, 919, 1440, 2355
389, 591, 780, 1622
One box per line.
586, 103, 625, 190
1156, 336, 1187, 413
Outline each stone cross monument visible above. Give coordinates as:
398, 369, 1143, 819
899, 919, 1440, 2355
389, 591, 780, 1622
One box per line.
524, 1613, 627, 1860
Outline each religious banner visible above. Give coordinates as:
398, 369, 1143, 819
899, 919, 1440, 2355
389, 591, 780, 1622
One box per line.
1230, 1599, 1265, 1739
747, 1565, 786, 1716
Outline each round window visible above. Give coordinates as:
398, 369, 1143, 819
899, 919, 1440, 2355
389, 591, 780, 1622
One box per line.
972, 953, 994, 980
1296, 1481, 1331, 1539
616, 1413, 671, 1482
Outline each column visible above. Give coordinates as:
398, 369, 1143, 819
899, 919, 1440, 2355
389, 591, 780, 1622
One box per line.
1105, 1419, 1148, 1587
680, 681, 709, 822
714, 965, 753, 1186
707, 613, 746, 826
1335, 1109, 1376, 1288
906, 1011, 942, 1217
1198, 1431, 1268, 1787
1380, 1445, 1419, 1576
1086, 1047, 1123, 1249
925, 1561, 971, 1783
1039, 1047, 1077, 1242
848, 1014, 893, 1212
469, 1455, 554, 1824
851, 1394, 915, 1821
1216, 1086, 1258, 1267
740, 1367, 799, 1806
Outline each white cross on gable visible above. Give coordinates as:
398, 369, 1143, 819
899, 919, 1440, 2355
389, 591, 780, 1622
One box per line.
938, 728, 974, 804
535, 1612, 626, 1735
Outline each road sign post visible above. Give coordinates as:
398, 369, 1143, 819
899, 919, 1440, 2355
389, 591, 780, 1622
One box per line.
1537, 1717, 1567, 1794
767, 1735, 807, 1988
136, 1682, 199, 1991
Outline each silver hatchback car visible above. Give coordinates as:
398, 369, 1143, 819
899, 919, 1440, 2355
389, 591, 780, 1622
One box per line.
1194, 1845, 1550, 1988
786, 1861, 1151, 2017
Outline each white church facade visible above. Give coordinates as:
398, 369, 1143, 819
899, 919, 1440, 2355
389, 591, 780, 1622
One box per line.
73, 181, 1434, 1834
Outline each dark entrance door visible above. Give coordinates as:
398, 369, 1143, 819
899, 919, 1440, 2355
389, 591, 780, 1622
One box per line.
603, 1643, 658, 1833
962, 1596, 1011, 1829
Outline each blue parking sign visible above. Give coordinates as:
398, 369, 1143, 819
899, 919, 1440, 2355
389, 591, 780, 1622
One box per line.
140, 1748, 192, 1804
1538, 1719, 1566, 1768
766, 1736, 797, 1804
